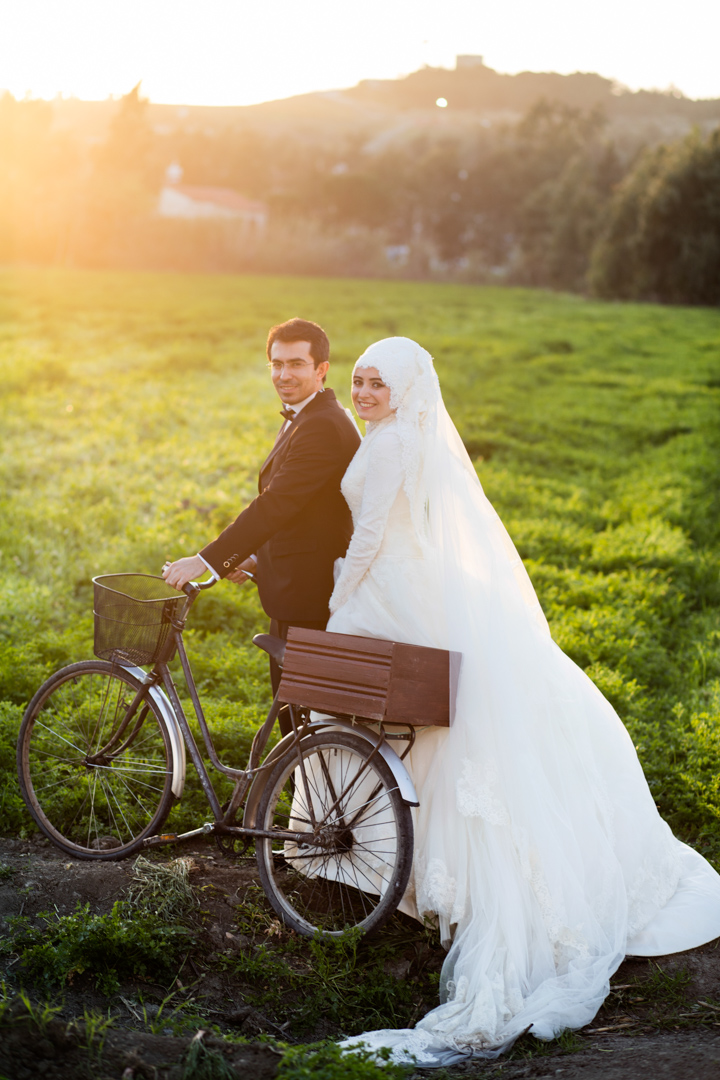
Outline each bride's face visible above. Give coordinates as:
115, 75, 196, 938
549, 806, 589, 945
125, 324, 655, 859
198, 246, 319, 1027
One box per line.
352, 367, 394, 422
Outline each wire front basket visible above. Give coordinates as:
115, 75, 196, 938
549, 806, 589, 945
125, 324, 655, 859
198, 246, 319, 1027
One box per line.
93, 574, 184, 667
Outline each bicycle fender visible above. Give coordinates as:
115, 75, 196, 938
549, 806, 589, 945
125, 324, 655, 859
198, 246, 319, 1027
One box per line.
120, 665, 186, 799
243, 717, 419, 829
324, 721, 419, 807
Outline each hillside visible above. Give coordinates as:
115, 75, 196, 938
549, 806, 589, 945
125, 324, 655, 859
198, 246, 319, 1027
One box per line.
4, 64, 719, 291
44, 61, 720, 151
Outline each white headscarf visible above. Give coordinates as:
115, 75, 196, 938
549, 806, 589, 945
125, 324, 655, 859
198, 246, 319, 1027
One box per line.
355, 336, 440, 416
354, 338, 438, 539
354, 337, 440, 532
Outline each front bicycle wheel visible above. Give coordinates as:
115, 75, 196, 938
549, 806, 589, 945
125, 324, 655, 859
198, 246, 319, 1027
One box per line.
17, 661, 175, 859
256, 730, 413, 937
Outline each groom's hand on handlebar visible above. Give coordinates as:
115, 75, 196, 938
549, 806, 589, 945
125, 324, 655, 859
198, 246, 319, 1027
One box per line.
226, 557, 256, 586
162, 554, 208, 590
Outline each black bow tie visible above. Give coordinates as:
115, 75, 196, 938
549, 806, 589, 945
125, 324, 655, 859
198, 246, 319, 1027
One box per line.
280, 408, 296, 422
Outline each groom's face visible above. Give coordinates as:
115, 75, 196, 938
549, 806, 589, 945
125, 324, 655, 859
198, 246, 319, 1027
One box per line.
269, 339, 329, 405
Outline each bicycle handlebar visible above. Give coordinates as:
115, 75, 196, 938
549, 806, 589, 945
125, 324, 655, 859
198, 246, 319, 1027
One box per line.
182, 576, 218, 598
181, 564, 256, 602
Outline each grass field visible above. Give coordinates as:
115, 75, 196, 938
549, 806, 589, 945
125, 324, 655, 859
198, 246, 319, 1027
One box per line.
1, 268, 720, 862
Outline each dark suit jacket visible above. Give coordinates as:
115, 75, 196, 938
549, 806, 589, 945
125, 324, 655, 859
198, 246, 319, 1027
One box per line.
200, 388, 361, 623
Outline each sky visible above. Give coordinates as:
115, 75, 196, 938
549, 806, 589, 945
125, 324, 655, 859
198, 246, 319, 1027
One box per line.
2, 0, 719, 106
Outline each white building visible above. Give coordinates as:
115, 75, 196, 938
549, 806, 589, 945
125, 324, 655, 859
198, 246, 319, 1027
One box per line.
456, 55, 485, 69
157, 184, 268, 231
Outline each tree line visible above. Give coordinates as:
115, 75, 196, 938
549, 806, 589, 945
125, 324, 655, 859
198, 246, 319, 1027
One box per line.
1, 84, 719, 304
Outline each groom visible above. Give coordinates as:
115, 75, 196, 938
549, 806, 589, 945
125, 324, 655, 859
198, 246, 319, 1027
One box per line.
163, 318, 360, 707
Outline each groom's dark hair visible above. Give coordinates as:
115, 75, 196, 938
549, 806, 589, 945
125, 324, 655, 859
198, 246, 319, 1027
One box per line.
266, 318, 330, 368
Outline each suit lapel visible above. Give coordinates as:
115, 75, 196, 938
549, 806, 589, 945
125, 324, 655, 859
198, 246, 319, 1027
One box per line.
259, 391, 336, 485
259, 419, 293, 477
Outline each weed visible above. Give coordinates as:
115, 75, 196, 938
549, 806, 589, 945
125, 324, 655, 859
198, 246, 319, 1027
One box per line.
0, 864, 15, 882
277, 1040, 411, 1080
138, 981, 209, 1037
14, 989, 63, 1034
302, 929, 419, 1030
641, 963, 692, 1008
597, 963, 696, 1032
75, 1006, 115, 1061
0, 901, 193, 994
0, 982, 10, 1023
507, 1027, 585, 1059
556, 1029, 585, 1053
182, 1029, 236, 1080
234, 882, 282, 936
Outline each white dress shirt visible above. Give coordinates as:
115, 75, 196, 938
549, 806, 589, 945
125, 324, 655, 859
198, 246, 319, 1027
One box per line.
280, 390, 319, 431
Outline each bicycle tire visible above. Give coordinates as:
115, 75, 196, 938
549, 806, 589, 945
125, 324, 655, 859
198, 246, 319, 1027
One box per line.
255, 730, 414, 937
17, 661, 175, 860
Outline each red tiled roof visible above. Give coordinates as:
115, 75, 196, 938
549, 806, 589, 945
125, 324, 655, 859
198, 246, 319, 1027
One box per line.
172, 185, 267, 212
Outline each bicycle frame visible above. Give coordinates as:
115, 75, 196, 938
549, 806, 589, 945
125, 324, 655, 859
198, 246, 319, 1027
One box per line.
97, 578, 416, 855
140, 648, 303, 846
116, 581, 418, 852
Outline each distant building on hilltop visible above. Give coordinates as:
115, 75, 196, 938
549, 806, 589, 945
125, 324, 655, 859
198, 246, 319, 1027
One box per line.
456, 55, 485, 69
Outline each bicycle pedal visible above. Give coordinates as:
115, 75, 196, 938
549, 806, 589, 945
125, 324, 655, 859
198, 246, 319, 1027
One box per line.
142, 832, 179, 847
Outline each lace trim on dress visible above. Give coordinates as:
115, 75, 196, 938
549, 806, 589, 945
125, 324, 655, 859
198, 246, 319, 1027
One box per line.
388, 1029, 439, 1064
626, 826, 683, 938
509, 825, 595, 967
456, 760, 510, 825
415, 854, 465, 924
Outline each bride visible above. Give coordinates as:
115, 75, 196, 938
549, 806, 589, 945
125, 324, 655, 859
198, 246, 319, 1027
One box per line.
325, 336, 720, 1065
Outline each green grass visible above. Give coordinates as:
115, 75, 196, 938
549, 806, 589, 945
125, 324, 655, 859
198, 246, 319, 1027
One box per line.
276, 1041, 410, 1080
1, 268, 720, 859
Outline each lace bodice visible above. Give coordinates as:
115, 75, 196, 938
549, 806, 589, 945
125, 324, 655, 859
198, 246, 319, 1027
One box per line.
329, 417, 422, 614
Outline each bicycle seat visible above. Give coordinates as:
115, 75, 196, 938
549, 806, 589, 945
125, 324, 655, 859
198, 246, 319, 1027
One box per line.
252, 634, 286, 668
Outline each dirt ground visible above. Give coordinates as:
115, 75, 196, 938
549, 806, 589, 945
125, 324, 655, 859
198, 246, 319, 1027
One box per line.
1, 836, 719, 1079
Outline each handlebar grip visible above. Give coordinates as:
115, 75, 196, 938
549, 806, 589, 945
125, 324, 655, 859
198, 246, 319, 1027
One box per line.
182, 577, 217, 597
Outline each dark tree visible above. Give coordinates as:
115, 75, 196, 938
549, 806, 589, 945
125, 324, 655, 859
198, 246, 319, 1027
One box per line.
590, 128, 720, 305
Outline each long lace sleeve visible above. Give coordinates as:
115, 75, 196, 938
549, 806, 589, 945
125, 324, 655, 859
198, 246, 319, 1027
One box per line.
329, 427, 405, 614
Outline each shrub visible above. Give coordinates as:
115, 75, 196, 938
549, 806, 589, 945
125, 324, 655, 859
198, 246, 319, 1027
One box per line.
1, 901, 194, 995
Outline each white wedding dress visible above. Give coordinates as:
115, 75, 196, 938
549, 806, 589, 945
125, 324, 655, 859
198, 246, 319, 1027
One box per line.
326, 338, 720, 1066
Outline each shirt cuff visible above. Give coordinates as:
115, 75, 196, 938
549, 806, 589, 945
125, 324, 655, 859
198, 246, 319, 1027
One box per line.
197, 553, 220, 581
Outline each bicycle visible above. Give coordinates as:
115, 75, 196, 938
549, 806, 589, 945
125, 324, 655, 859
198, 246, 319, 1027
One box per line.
16, 573, 419, 938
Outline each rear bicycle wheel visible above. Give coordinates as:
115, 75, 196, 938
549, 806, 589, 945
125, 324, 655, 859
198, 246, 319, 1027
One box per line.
256, 730, 413, 937
17, 661, 175, 859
